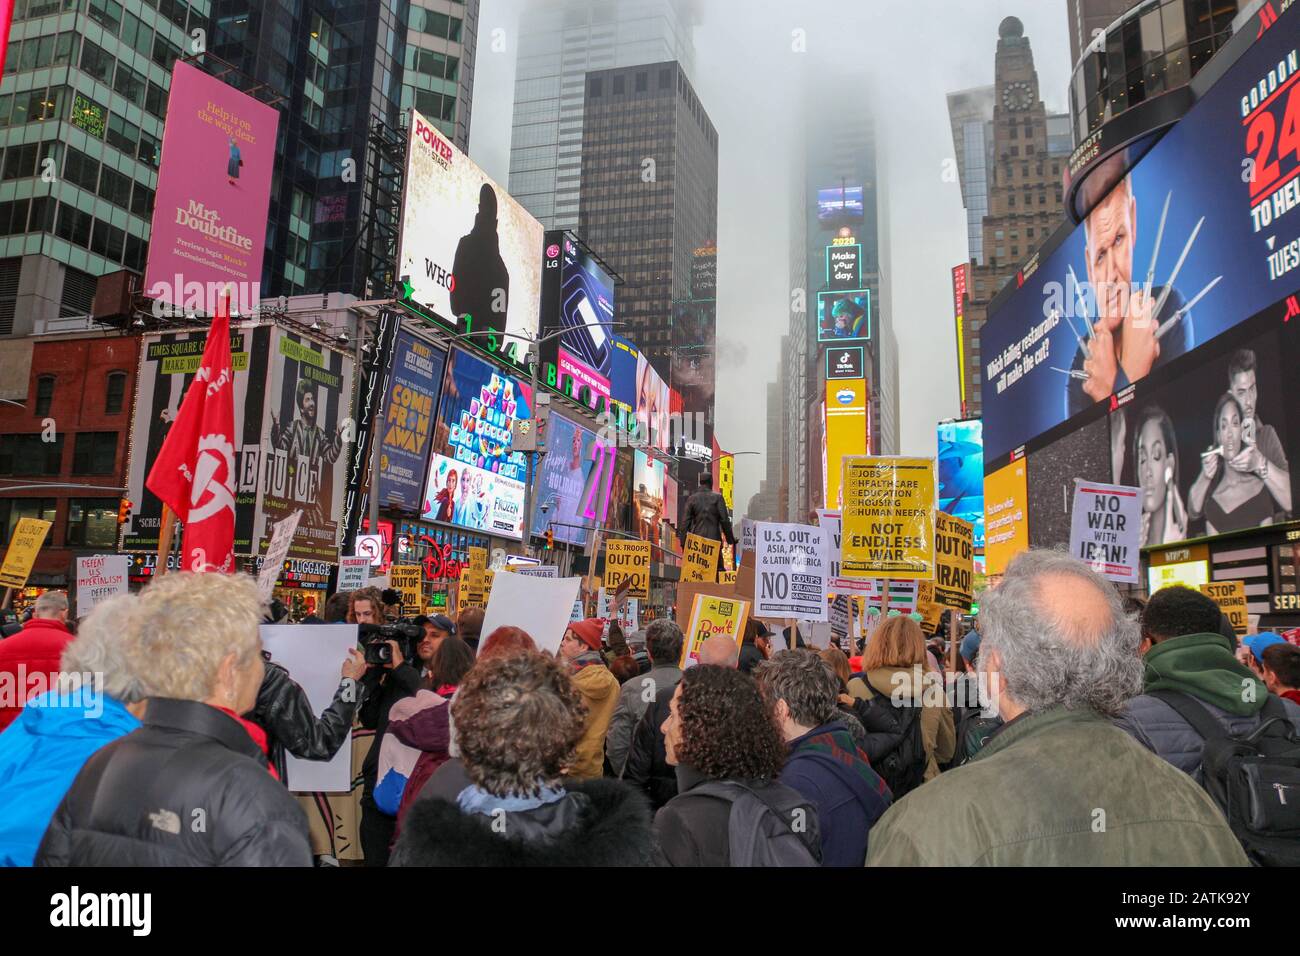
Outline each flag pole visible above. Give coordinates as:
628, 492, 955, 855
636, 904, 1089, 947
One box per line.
156, 504, 176, 576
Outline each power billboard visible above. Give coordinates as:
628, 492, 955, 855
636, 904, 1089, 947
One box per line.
423, 348, 533, 540
398, 108, 544, 351
981, 11, 1300, 466
937, 418, 986, 551
144, 61, 279, 315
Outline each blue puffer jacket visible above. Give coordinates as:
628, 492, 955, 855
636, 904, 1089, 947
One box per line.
0, 691, 140, 866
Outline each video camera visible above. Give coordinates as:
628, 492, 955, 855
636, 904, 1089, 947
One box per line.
358, 621, 423, 666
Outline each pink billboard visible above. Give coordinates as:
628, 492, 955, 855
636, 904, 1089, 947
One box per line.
144, 61, 279, 316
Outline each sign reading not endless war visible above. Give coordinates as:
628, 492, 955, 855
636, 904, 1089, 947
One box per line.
604, 540, 651, 599
681, 533, 721, 583
933, 511, 975, 610
840, 457, 936, 580
1200, 580, 1249, 636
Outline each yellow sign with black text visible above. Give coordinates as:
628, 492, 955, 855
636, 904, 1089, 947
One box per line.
682, 534, 721, 583
604, 540, 651, 599
839, 457, 935, 580
1200, 580, 1248, 636
933, 512, 974, 610
0, 518, 52, 590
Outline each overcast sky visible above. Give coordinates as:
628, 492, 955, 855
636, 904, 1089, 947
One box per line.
467, 0, 1073, 512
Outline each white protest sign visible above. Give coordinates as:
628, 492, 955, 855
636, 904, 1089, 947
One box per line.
259, 623, 358, 792
806, 621, 833, 648
75, 555, 128, 616
829, 594, 851, 636
337, 556, 370, 591
481, 572, 582, 656
598, 588, 639, 632
257, 509, 303, 600
739, 518, 756, 558
570, 597, 585, 623
817, 509, 876, 595
1069, 479, 1142, 584
755, 521, 829, 621
515, 565, 559, 578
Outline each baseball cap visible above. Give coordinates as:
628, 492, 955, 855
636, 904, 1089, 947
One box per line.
1242, 633, 1288, 664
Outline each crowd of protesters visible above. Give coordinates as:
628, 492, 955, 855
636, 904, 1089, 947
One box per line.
0, 547, 1297, 867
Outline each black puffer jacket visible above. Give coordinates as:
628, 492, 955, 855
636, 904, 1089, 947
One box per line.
35, 698, 312, 867
390, 777, 654, 866
622, 682, 677, 810
251, 659, 362, 781
358, 662, 423, 794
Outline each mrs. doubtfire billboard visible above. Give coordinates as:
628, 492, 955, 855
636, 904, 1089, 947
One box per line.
144, 61, 279, 315
398, 108, 544, 353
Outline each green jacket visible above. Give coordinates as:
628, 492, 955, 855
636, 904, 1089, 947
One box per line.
865, 706, 1248, 866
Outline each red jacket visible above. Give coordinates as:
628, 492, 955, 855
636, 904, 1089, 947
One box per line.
0, 617, 75, 731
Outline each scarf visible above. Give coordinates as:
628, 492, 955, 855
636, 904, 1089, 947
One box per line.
218, 706, 279, 780
456, 783, 566, 817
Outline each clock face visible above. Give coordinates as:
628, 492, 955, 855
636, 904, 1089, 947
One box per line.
1002, 80, 1033, 111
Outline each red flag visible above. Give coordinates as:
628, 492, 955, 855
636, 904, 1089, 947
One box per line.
0, 2, 14, 79
146, 299, 237, 573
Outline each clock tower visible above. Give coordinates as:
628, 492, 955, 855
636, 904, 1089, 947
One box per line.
959, 16, 1066, 418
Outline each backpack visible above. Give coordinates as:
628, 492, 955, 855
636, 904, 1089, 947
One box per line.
1149, 690, 1300, 867
849, 674, 927, 799
691, 779, 822, 866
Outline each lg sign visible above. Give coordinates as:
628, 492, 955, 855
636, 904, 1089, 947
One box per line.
414, 119, 454, 162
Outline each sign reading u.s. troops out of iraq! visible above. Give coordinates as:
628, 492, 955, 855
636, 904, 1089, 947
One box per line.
933, 512, 975, 610
604, 540, 651, 599
754, 522, 829, 622
840, 457, 936, 581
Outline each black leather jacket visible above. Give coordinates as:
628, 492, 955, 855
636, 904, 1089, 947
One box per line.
250, 659, 362, 782
36, 698, 312, 866
622, 683, 677, 811
679, 490, 736, 547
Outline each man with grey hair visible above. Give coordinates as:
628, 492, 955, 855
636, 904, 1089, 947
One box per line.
866, 550, 1247, 866
755, 650, 891, 867
605, 618, 683, 776
0, 590, 75, 732
0, 593, 147, 865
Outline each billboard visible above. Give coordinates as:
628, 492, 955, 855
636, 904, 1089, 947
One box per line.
826, 345, 865, 380
985, 456, 1029, 575
816, 289, 871, 343
398, 108, 544, 351
423, 348, 533, 540
671, 298, 716, 440
952, 264, 969, 417
823, 377, 869, 509
633, 449, 666, 543
609, 334, 640, 416
981, 11, 1300, 465
937, 418, 986, 551
540, 233, 616, 408
636, 352, 672, 453
817, 185, 864, 222
143, 60, 279, 315
377, 331, 446, 512
529, 413, 624, 545
826, 242, 862, 291
258, 329, 355, 562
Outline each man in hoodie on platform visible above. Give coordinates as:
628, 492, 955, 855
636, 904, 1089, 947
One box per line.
1115, 585, 1300, 781
755, 650, 892, 866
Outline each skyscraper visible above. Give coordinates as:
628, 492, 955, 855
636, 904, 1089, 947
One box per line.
509, 0, 698, 231
1066, 0, 1141, 66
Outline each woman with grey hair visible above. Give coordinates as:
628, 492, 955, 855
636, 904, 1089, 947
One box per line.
866, 550, 1248, 866
0, 593, 148, 867
36, 573, 312, 867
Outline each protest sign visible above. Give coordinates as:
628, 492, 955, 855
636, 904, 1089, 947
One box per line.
1069, 480, 1142, 584
917, 580, 945, 632
1200, 580, 1249, 635
570, 597, 585, 622
720, 569, 737, 585
481, 572, 582, 656
598, 588, 639, 632
681, 592, 750, 669
864, 580, 920, 615
933, 512, 975, 610
75, 555, 129, 616
829, 594, 850, 636
257, 510, 303, 600
483, 569, 495, 602
682, 533, 721, 583
604, 540, 651, 599
261, 624, 357, 791
818, 509, 874, 594
738, 519, 756, 558
0, 517, 51, 589
467, 546, 487, 571
459, 569, 488, 609
337, 556, 370, 591
515, 565, 559, 578
389, 564, 423, 615
806, 621, 833, 648
754, 522, 829, 621
840, 457, 936, 580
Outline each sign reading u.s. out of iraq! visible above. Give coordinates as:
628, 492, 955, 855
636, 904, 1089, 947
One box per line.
682, 533, 721, 583
1200, 580, 1248, 636
1069, 479, 1141, 584
933, 511, 975, 610
755, 522, 828, 621
840, 457, 936, 580
604, 539, 651, 599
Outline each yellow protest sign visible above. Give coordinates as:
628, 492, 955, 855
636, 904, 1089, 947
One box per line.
720, 570, 737, 585
467, 547, 487, 571
840, 456, 936, 580
459, 569, 487, 609
682, 533, 721, 583
933, 512, 975, 610
0, 517, 52, 589
604, 540, 651, 599
483, 569, 495, 603
681, 592, 750, 669
389, 565, 422, 616
1200, 580, 1249, 636
917, 580, 944, 633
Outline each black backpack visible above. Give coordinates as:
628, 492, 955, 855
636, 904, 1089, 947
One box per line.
849, 674, 927, 799
1149, 690, 1300, 867
690, 779, 822, 867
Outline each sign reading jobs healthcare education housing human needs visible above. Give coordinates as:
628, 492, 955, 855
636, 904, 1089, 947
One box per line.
840, 457, 936, 580
755, 522, 829, 621
1068, 480, 1142, 584
604, 539, 651, 599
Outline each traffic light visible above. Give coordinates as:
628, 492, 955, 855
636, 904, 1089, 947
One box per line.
544, 529, 554, 551
116, 498, 133, 526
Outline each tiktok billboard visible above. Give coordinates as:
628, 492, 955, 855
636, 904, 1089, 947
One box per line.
982, 7, 1300, 467
143, 60, 279, 316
